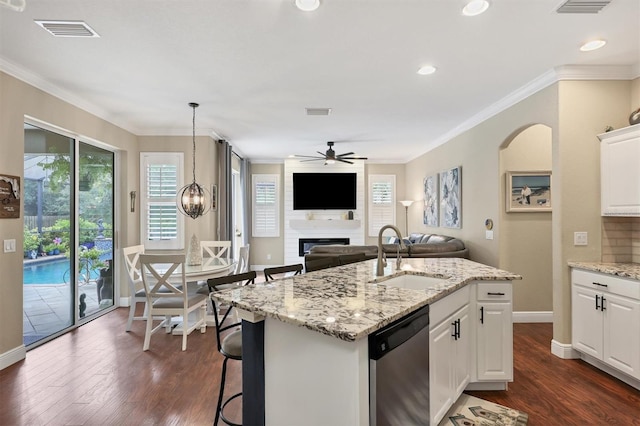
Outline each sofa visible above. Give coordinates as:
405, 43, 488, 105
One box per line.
304, 233, 469, 270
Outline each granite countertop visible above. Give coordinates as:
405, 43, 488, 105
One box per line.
568, 261, 640, 281
212, 258, 521, 342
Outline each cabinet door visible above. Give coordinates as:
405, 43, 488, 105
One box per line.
571, 285, 603, 359
603, 293, 640, 378
600, 129, 640, 215
476, 302, 513, 381
453, 305, 471, 395
430, 318, 454, 425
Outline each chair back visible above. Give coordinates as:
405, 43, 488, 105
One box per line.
305, 256, 340, 273
263, 263, 303, 282
139, 254, 187, 302
208, 271, 257, 353
201, 241, 232, 262
233, 244, 250, 274
123, 244, 145, 288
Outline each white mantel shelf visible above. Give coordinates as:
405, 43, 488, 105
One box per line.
289, 219, 361, 230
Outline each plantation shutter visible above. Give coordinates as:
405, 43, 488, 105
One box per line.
368, 175, 396, 236
252, 174, 280, 237
140, 153, 184, 250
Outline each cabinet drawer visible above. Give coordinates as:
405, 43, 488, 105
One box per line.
476, 282, 512, 302
430, 285, 470, 328
572, 269, 640, 300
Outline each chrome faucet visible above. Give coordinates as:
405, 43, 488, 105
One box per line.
376, 224, 405, 276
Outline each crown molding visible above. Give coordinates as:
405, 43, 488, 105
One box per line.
554, 64, 636, 80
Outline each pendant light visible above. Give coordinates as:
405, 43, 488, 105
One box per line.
177, 102, 210, 219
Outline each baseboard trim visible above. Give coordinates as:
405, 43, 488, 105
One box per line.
119, 296, 130, 307
551, 339, 580, 359
579, 353, 640, 391
465, 381, 509, 391
0, 345, 26, 371
513, 311, 552, 323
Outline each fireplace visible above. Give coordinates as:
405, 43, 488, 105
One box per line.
299, 238, 350, 257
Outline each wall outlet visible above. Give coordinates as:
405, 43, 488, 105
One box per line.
266, 254, 271, 260
3, 239, 16, 253
574, 232, 588, 246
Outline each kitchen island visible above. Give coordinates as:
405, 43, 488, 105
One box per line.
212, 257, 521, 425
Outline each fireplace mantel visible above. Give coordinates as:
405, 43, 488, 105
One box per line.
289, 219, 361, 230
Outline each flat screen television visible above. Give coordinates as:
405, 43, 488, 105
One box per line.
293, 172, 357, 210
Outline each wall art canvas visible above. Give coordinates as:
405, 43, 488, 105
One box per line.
439, 166, 461, 228
0, 174, 20, 219
506, 171, 551, 212
423, 174, 438, 227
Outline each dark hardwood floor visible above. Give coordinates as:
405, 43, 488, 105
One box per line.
1, 312, 639, 425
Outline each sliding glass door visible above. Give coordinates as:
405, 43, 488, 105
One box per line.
23, 123, 115, 347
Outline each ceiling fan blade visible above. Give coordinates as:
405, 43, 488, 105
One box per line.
294, 154, 324, 159
337, 152, 354, 157
337, 158, 354, 164
299, 158, 324, 162
316, 151, 327, 157
339, 156, 368, 160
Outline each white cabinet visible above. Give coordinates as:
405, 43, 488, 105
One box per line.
598, 124, 640, 216
429, 287, 470, 425
474, 283, 513, 382
571, 268, 640, 380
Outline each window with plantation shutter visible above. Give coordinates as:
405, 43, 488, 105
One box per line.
252, 174, 279, 237
140, 153, 184, 250
368, 175, 396, 236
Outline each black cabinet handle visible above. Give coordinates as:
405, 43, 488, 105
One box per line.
487, 292, 506, 296
451, 321, 457, 339
595, 294, 600, 310
480, 306, 484, 324
601, 296, 606, 311
456, 319, 461, 339
593, 282, 608, 288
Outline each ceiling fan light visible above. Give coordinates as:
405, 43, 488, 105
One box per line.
325, 159, 335, 165
580, 39, 606, 52
417, 65, 437, 75
295, 0, 320, 12
462, 0, 489, 16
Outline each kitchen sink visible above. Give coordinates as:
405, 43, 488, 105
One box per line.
375, 274, 446, 291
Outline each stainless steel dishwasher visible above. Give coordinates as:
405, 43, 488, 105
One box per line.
369, 305, 430, 426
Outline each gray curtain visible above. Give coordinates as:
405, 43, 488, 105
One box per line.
239, 157, 251, 245
217, 140, 233, 241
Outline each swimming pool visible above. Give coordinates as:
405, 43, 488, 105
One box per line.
23, 259, 99, 285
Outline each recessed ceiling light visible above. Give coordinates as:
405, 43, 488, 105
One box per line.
580, 39, 607, 52
295, 0, 320, 12
462, 0, 490, 16
417, 65, 437, 75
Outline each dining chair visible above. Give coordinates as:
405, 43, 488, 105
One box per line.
208, 271, 257, 426
263, 263, 303, 282
139, 254, 208, 351
123, 244, 146, 332
305, 256, 340, 273
201, 240, 232, 263
233, 244, 250, 275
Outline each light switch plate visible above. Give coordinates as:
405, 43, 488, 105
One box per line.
4, 239, 16, 253
574, 232, 588, 246
485, 230, 494, 240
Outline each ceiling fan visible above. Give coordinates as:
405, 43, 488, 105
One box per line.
294, 141, 368, 165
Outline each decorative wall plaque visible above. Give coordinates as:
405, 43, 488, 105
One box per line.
0, 174, 20, 219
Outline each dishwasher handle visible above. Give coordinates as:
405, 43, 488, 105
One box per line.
369, 305, 429, 361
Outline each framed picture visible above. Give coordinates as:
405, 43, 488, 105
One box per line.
439, 166, 461, 228
506, 171, 551, 212
0, 174, 20, 219
423, 174, 439, 227
211, 184, 217, 211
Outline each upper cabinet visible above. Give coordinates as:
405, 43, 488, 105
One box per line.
599, 124, 640, 216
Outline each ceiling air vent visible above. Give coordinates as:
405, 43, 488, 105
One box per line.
556, 0, 612, 13
34, 20, 100, 37
305, 108, 332, 116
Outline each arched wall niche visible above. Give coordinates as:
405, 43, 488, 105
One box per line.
499, 123, 553, 313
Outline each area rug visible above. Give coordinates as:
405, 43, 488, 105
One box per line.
438, 393, 528, 426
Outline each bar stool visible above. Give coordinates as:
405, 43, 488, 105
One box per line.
208, 271, 256, 426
